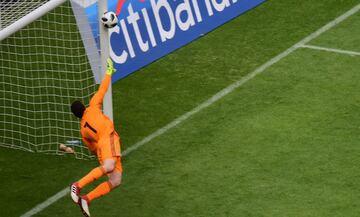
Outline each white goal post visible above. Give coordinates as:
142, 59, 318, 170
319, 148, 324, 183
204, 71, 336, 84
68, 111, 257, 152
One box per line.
0, 0, 112, 159
98, 0, 113, 121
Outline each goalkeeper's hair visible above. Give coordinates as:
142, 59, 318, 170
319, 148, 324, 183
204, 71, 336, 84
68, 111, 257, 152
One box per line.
71, 100, 85, 118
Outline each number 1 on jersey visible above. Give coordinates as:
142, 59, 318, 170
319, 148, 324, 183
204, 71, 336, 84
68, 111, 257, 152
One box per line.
84, 122, 97, 134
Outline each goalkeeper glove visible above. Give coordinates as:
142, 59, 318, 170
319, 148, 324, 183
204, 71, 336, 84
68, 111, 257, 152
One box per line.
106, 58, 116, 76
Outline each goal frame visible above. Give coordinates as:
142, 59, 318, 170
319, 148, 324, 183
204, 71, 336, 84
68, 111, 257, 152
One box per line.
0, 0, 114, 119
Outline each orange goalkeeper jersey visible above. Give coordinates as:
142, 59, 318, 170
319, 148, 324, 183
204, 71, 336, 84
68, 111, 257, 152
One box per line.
80, 75, 117, 152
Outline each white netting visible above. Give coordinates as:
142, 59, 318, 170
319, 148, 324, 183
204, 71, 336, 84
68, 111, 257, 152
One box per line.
0, 0, 99, 159
0, 0, 50, 30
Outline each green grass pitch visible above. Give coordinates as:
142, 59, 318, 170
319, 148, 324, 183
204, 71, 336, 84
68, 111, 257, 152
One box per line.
1, 0, 360, 216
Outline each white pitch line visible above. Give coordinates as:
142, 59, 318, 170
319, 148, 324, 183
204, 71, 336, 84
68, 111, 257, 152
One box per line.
20, 188, 69, 217
299, 44, 360, 56
20, 3, 360, 217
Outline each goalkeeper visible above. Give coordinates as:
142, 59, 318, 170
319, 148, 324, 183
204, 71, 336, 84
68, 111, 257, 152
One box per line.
70, 59, 121, 217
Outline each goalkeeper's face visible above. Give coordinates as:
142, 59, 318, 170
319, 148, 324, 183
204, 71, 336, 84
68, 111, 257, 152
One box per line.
71, 100, 85, 118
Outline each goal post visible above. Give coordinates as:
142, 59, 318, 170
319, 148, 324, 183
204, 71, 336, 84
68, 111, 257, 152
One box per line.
0, 0, 112, 159
98, 0, 113, 121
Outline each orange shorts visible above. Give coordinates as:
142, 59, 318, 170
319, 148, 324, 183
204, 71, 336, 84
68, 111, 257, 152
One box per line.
96, 133, 122, 173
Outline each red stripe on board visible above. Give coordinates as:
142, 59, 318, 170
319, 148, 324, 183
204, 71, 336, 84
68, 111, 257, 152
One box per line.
116, 0, 145, 15
116, 0, 126, 16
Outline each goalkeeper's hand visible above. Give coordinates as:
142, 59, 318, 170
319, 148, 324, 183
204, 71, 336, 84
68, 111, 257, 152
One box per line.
106, 58, 116, 76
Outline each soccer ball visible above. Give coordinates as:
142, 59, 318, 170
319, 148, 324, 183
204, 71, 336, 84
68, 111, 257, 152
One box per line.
101, 11, 118, 28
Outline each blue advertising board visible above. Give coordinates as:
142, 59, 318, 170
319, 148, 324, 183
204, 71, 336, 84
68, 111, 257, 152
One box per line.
84, 0, 266, 82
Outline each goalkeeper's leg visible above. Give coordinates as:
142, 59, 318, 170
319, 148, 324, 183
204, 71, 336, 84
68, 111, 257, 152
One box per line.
78, 135, 123, 203
71, 135, 121, 204
70, 157, 119, 202
70, 165, 107, 204
78, 158, 122, 217
82, 158, 122, 201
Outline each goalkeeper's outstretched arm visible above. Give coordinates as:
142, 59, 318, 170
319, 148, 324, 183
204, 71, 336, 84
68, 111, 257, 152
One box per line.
89, 59, 117, 108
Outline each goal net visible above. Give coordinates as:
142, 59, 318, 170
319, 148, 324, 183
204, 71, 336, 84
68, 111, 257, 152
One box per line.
0, 0, 100, 159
